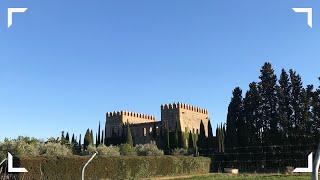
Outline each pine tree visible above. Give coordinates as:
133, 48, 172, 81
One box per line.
225, 87, 243, 151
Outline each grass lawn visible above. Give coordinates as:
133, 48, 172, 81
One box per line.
180, 174, 310, 180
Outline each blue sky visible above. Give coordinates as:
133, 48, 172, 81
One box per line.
0, 0, 320, 140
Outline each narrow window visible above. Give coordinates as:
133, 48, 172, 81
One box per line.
143, 128, 147, 136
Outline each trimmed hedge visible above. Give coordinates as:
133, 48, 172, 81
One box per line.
17, 156, 211, 179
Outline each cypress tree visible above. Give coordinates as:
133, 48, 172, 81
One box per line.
258, 62, 279, 146
126, 124, 133, 147
170, 128, 178, 149
61, 131, 65, 142
207, 120, 214, 150
278, 69, 292, 145
84, 129, 92, 150
98, 122, 101, 146
197, 120, 206, 151
225, 87, 243, 151
65, 132, 70, 142
188, 131, 194, 149
208, 120, 213, 138
71, 134, 75, 144
104, 120, 108, 145
222, 124, 226, 152
101, 130, 104, 145
216, 124, 225, 153
164, 128, 170, 151
152, 123, 157, 141
311, 82, 320, 144
95, 133, 98, 147
173, 126, 178, 149
303, 85, 314, 145
289, 69, 305, 145
312, 82, 320, 143
90, 129, 94, 146
176, 121, 184, 148
243, 82, 261, 147
79, 134, 82, 148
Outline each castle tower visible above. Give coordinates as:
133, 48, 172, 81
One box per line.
161, 103, 209, 136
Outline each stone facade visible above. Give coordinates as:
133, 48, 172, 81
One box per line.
105, 103, 209, 145
105, 111, 156, 138
161, 103, 209, 136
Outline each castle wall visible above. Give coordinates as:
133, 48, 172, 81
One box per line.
105, 103, 210, 145
161, 103, 209, 136
105, 111, 156, 138
130, 121, 161, 144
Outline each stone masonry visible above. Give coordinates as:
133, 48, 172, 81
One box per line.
105, 103, 209, 144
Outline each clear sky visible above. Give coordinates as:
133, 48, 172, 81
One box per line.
0, 0, 320, 140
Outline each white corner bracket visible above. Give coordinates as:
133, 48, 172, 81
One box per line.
8, 8, 28, 28
8, 152, 28, 173
292, 8, 313, 28
293, 153, 313, 173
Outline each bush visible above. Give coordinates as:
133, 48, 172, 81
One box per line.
40, 142, 72, 157
97, 145, 120, 157
17, 156, 211, 179
86, 145, 97, 155
172, 148, 188, 156
0, 139, 40, 159
119, 144, 136, 156
135, 143, 164, 156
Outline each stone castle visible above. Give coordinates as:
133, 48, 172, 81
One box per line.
105, 103, 209, 145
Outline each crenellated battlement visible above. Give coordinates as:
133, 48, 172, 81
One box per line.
161, 102, 208, 114
106, 110, 156, 120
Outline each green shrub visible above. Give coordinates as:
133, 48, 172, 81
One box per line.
17, 156, 211, 179
85, 145, 97, 155
172, 148, 188, 156
0, 139, 40, 158
135, 143, 164, 156
119, 144, 136, 156
97, 145, 120, 156
40, 142, 72, 157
